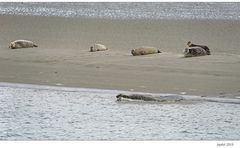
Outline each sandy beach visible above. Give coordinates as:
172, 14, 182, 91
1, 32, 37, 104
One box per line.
0, 15, 240, 96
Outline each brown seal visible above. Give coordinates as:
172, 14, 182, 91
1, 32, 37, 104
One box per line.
131, 46, 161, 56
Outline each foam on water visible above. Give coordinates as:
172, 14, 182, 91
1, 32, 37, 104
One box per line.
0, 82, 240, 140
0, 2, 240, 20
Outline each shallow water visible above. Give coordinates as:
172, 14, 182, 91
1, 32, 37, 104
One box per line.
0, 2, 240, 20
0, 82, 240, 140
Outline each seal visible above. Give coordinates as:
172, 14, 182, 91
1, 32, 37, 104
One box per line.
187, 41, 211, 55
90, 43, 108, 52
116, 93, 183, 102
116, 94, 158, 101
116, 93, 240, 104
9, 40, 38, 49
183, 47, 207, 57
131, 47, 161, 56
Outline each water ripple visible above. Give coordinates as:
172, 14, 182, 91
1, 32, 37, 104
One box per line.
0, 82, 240, 140
0, 2, 240, 20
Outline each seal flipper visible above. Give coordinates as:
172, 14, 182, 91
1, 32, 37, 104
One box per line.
33, 44, 38, 47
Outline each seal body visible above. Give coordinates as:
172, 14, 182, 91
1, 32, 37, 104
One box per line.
90, 44, 108, 52
9, 40, 38, 49
116, 93, 183, 102
131, 47, 161, 56
116, 94, 157, 101
187, 41, 211, 55
184, 47, 207, 57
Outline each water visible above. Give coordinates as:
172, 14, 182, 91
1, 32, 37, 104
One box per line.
0, 2, 240, 20
0, 82, 240, 140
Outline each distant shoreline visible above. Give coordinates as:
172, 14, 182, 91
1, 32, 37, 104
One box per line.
2, 13, 240, 21
1, 2, 240, 20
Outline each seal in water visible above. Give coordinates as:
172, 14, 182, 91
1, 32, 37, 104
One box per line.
187, 41, 211, 55
183, 47, 207, 57
116, 93, 183, 102
131, 47, 161, 56
116, 93, 240, 104
116, 94, 159, 101
9, 40, 38, 49
90, 43, 108, 52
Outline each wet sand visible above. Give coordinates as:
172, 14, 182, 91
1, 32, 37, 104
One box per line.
0, 15, 240, 96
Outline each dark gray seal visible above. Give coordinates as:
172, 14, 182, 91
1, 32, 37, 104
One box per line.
187, 41, 211, 55
116, 94, 159, 101
183, 47, 207, 57
116, 93, 183, 102
116, 93, 240, 105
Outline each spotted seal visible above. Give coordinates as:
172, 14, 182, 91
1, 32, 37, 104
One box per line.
183, 47, 207, 57
9, 40, 38, 49
187, 41, 211, 55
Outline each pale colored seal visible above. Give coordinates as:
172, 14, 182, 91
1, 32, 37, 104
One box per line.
90, 43, 108, 52
187, 41, 211, 55
183, 47, 207, 57
131, 47, 161, 56
9, 40, 38, 49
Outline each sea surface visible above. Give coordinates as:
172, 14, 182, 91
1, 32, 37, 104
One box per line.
0, 2, 240, 20
0, 82, 240, 140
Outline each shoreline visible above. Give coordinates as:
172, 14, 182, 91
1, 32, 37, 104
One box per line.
3, 13, 240, 21
1, 81, 240, 101
0, 15, 240, 97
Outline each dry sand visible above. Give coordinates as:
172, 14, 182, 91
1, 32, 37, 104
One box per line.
0, 15, 240, 96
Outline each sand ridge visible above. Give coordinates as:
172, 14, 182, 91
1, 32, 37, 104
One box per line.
0, 15, 240, 96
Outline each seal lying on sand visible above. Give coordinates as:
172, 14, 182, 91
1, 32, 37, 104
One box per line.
187, 41, 211, 55
116, 93, 183, 102
90, 43, 108, 52
183, 47, 207, 57
131, 47, 161, 56
9, 40, 38, 49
